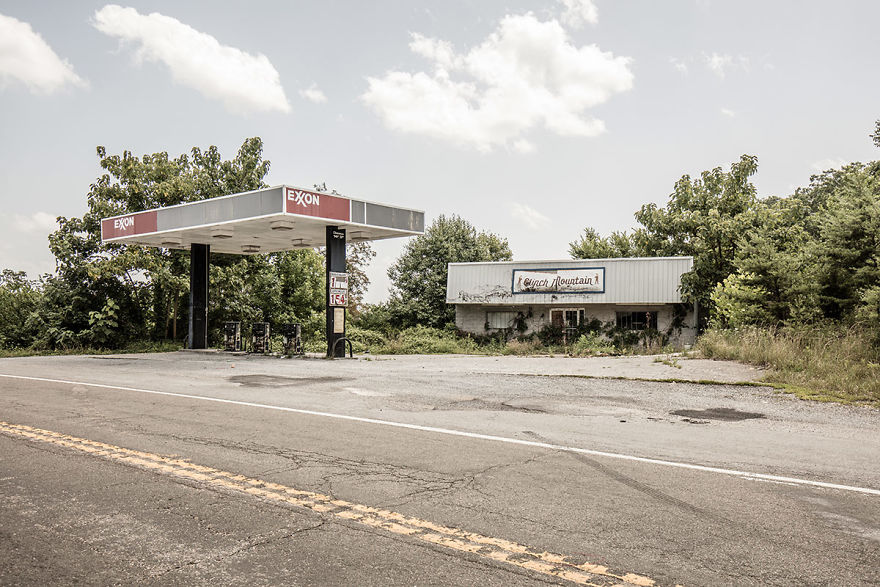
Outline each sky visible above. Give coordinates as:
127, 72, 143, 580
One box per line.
1, 0, 878, 303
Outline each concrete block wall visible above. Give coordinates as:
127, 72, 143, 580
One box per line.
454, 304, 696, 346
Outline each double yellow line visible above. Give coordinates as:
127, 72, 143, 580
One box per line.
0, 421, 660, 586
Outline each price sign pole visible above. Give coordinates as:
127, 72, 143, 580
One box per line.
325, 226, 347, 357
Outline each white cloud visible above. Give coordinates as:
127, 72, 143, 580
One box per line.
0, 13, 86, 93
13, 211, 57, 234
811, 158, 848, 172
720, 107, 735, 117
299, 82, 327, 103
93, 4, 290, 114
704, 52, 733, 78
409, 34, 460, 69
512, 138, 536, 154
362, 14, 633, 152
558, 0, 598, 29
669, 57, 688, 75
703, 52, 752, 79
510, 203, 551, 230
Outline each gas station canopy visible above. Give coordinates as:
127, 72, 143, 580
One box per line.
101, 185, 424, 253
100, 185, 424, 356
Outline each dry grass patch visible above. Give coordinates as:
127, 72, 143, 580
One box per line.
697, 326, 880, 408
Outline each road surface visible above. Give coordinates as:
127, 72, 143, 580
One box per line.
1, 351, 877, 585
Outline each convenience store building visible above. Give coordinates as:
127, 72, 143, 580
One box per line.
446, 257, 697, 344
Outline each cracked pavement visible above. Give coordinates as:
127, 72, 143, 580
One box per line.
0, 351, 878, 585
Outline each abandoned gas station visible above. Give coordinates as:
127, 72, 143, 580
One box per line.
101, 185, 424, 357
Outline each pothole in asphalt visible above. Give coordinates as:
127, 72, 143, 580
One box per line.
670, 407, 766, 421
227, 374, 351, 388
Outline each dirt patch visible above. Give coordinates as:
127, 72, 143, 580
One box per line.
670, 407, 765, 422
440, 398, 547, 414
227, 374, 350, 388
591, 395, 642, 406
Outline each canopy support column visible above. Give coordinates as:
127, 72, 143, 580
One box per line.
326, 227, 346, 357
188, 243, 209, 349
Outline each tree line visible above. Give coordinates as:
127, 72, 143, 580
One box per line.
569, 146, 879, 331
0, 122, 877, 351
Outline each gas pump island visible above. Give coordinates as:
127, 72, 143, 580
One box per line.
100, 186, 424, 357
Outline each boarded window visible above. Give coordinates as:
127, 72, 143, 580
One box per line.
486, 311, 516, 329
616, 311, 658, 331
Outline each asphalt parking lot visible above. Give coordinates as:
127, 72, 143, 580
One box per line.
1, 351, 878, 585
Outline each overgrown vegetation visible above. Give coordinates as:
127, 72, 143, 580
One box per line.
698, 326, 880, 407
302, 321, 674, 358
0, 340, 182, 359
565, 123, 880, 405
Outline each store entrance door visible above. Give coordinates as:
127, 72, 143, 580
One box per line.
550, 308, 584, 343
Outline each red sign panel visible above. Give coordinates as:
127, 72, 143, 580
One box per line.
101, 210, 158, 239
329, 291, 348, 307
285, 187, 350, 222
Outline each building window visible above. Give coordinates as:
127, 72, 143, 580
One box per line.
486, 311, 516, 329
616, 311, 658, 331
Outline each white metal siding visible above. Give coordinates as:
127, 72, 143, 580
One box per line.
446, 257, 693, 305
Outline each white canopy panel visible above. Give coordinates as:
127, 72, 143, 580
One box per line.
101, 185, 424, 254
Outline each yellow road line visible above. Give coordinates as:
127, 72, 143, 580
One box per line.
0, 421, 659, 587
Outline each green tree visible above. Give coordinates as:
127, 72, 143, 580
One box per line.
569, 228, 638, 259
345, 242, 377, 313
709, 273, 774, 328
570, 156, 760, 324
710, 155, 880, 328
387, 215, 512, 328
712, 198, 821, 327
812, 163, 880, 318
631, 155, 760, 320
0, 271, 42, 348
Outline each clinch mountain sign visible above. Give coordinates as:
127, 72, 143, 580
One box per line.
512, 267, 605, 294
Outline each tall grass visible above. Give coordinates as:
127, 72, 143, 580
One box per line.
0, 340, 184, 358
697, 326, 880, 407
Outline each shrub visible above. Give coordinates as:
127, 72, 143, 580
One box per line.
570, 333, 616, 356
345, 326, 388, 351
374, 325, 480, 355
502, 337, 546, 355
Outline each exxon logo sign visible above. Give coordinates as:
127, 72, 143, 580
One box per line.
113, 216, 134, 230
288, 189, 319, 207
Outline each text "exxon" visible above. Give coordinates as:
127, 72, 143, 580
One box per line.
113, 216, 134, 230
288, 189, 319, 207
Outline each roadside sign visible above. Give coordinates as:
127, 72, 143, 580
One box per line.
333, 308, 345, 333
329, 290, 348, 307
330, 272, 349, 291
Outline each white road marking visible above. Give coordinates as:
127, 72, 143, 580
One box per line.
1, 372, 878, 497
